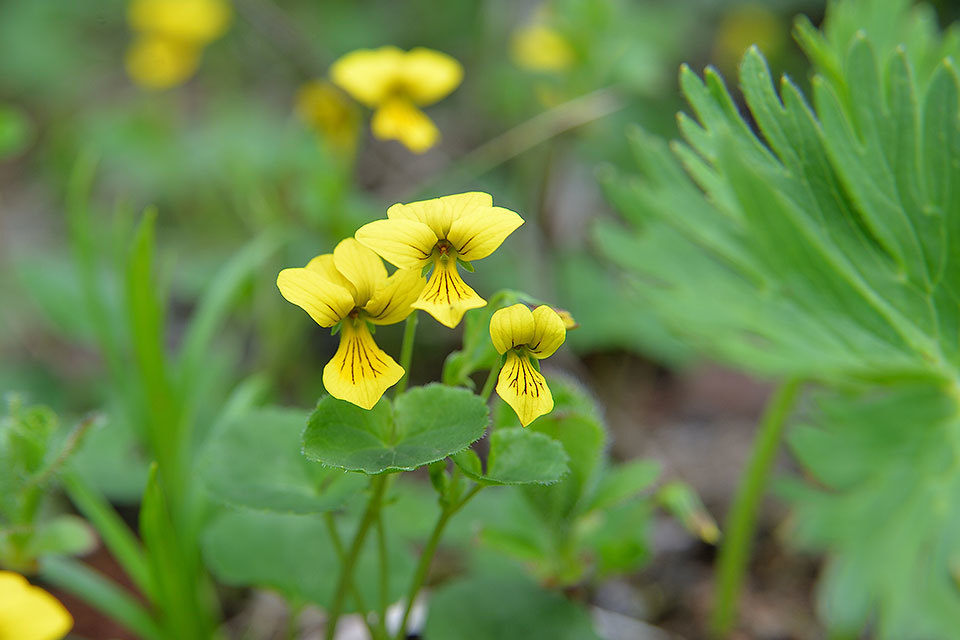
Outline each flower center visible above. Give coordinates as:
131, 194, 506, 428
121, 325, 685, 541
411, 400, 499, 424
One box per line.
435, 239, 455, 259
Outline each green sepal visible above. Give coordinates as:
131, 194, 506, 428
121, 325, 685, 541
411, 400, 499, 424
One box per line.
331, 321, 342, 336
421, 262, 434, 277
457, 258, 475, 272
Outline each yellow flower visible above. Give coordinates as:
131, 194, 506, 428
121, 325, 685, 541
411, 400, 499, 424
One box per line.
511, 24, 575, 72
355, 192, 523, 328
125, 35, 200, 90
490, 304, 566, 426
0, 571, 73, 640
125, 0, 231, 89
296, 80, 360, 153
128, 0, 232, 44
330, 46, 463, 153
277, 238, 426, 409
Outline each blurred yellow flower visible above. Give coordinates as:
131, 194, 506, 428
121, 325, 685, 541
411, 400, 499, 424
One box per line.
125, 0, 231, 90
125, 35, 200, 90
712, 4, 785, 74
355, 192, 523, 328
511, 24, 575, 72
277, 238, 425, 409
330, 46, 462, 153
296, 80, 360, 153
490, 304, 566, 426
128, 0, 231, 44
0, 571, 73, 640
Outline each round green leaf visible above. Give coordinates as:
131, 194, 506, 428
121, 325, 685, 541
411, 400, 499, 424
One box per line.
302, 384, 488, 474
200, 407, 365, 513
454, 428, 569, 485
202, 509, 414, 611
424, 572, 602, 640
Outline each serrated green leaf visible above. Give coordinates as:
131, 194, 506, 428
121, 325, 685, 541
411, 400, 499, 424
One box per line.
783, 385, 960, 639
200, 407, 365, 514
423, 572, 602, 640
302, 384, 488, 474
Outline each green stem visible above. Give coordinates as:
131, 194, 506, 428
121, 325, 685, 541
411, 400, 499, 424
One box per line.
480, 366, 498, 403
711, 377, 802, 637
393, 485, 482, 640
326, 475, 388, 639
376, 513, 390, 639
396, 312, 419, 395
323, 513, 378, 638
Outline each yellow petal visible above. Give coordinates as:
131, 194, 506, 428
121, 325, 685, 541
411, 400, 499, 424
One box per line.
333, 238, 388, 307
305, 254, 355, 296
489, 304, 535, 355
128, 0, 231, 43
399, 47, 464, 105
277, 267, 355, 327
323, 320, 404, 410
0, 571, 73, 640
528, 305, 566, 359
364, 268, 427, 325
371, 99, 439, 153
412, 257, 485, 328
495, 351, 553, 427
355, 218, 438, 269
510, 24, 576, 72
446, 205, 524, 262
330, 46, 405, 107
125, 35, 200, 90
387, 192, 493, 239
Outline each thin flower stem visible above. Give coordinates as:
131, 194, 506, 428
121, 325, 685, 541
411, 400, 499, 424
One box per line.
392, 485, 483, 640
396, 312, 419, 395
479, 366, 498, 403
711, 377, 803, 637
376, 513, 390, 639
325, 474, 388, 639
323, 512, 376, 637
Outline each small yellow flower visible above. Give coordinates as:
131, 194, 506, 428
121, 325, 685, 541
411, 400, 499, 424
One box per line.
511, 24, 575, 72
277, 238, 426, 409
0, 571, 73, 640
128, 0, 232, 44
355, 192, 523, 328
490, 304, 566, 426
330, 46, 463, 153
125, 0, 231, 89
125, 35, 200, 90
296, 80, 360, 153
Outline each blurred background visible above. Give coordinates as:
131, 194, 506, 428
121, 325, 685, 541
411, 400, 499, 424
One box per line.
3, 0, 960, 638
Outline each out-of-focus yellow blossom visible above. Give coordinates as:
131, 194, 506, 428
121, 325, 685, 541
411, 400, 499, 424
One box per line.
0, 571, 73, 640
713, 4, 784, 75
511, 23, 575, 72
125, 35, 200, 90
128, 0, 231, 43
489, 304, 566, 426
296, 80, 360, 153
125, 0, 232, 90
355, 192, 523, 329
277, 238, 425, 409
330, 46, 462, 153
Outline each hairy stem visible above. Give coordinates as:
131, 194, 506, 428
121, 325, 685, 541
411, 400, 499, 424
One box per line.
711, 378, 802, 636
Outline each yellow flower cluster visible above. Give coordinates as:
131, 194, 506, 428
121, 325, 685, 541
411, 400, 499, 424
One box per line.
0, 571, 72, 640
278, 192, 567, 425
125, 0, 231, 90
329, 46, 463, 153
